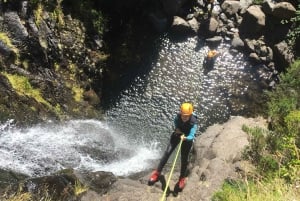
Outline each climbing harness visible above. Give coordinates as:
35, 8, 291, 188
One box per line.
160, 137, 184, 201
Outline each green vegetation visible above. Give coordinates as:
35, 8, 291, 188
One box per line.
53, 0, 65, 27
2, 179, 87, 201
4, 192, 32, 201
3, 72, 51, 108
252, 0, 264, 5
65, 62, 84, 102
74, 179, 88, 196
242, 125, 279, 177
0, 32, 19, 63
266, 60, 300, 181
31, 0, 64, 28
33, 2, 43, 27
0, 33, 18, 53
213, 60, 300, 200
282, 3, 300, 47
2, 73, 66, 118
213, 177, 299, 201
1, 182, 53, 201
72, 86, 83, 102
62, 0, 107, 36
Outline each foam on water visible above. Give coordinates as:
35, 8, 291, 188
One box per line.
77, 145, 160, 176
0, 119, 160, 177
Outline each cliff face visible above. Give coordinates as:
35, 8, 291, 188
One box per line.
0, 0, 106, 125
0, 0, 162, 124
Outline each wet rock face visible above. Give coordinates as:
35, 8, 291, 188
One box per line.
3, 12, 28, 41
1, 169, 117, 201
0, 1, 106, 124
23, 171, 116, 200
0, 169, 29, 195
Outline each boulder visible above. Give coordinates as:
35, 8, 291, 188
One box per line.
239, 5, 265, 37
170, 16, 194, 35
273, 41, 295, 71
271, 2, 296, 20
231, 35, 245, 50
221, 1, 241, 16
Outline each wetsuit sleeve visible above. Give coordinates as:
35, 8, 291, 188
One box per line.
174, 115, 179, 128
186, 124, 197, 141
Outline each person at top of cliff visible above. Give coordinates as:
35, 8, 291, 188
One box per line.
148, 102, 198, 192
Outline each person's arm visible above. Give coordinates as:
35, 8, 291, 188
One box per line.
185, 124, 197, 141
174, 115, 179, 128
174, 115, 182, 134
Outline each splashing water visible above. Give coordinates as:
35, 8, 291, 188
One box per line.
0, 119, 160, 177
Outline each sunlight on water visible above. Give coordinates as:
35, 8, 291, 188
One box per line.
105, 36, 259, 149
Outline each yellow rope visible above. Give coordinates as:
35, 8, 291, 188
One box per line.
160, 137, 183, 201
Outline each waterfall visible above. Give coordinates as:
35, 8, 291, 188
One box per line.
0, 119, 159, 177
0, 35, 262, 177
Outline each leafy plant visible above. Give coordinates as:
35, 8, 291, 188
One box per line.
74, 180, 88, 196
266, 60, 300, 181
242, 125, 279, 176
282, 3, 300, 47
212, 177, 300, 201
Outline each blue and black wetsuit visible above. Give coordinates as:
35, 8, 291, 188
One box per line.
157, 113, 198, 178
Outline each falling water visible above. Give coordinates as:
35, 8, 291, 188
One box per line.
0, 119, 159, 177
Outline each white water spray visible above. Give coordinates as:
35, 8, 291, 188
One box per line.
0, 119, 160, 177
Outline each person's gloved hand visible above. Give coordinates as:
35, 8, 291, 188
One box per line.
180, 135, 186, 141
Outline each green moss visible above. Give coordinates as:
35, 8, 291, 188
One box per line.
53, 62, 60, 72
0, 32, 20, 63
72, 86, 83, 102
3, 72, 51, 108
34, 3, 43, 27
30, 106, 37, 111
53, 0, 65, 27
22, 60, 29, 70
54, 104, 62, 114
65, 62, 84, 102
3, 73, 68, 119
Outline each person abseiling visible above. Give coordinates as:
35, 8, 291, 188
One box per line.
148, 102, 198, 191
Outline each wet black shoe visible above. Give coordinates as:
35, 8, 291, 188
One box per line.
173, 182, 182, 197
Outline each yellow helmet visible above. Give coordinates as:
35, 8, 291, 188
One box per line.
180, 103, 193, 115
207, 50, 217, 58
